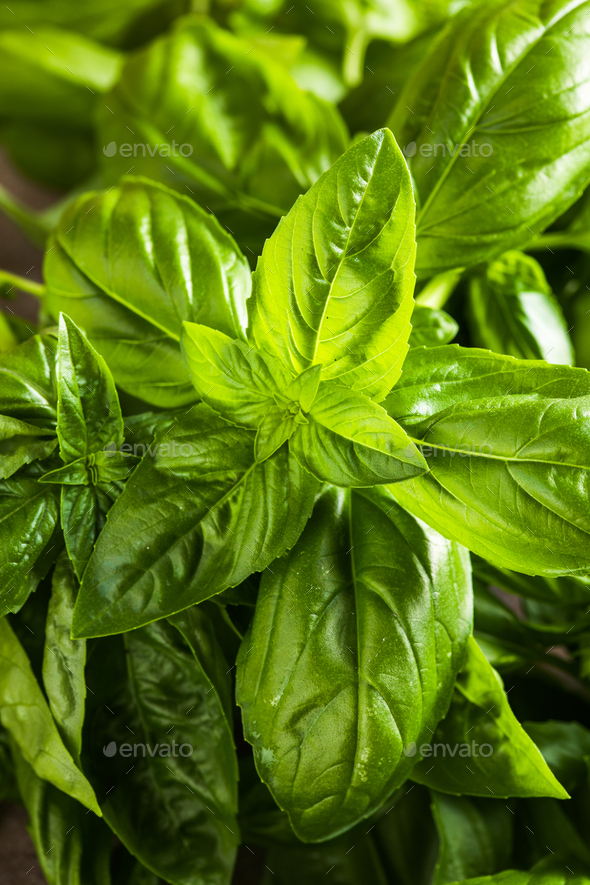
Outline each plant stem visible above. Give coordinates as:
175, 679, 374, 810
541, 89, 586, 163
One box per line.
528, 231, 590, 254
416, 268, 463, 309
0, 270, 45, 298
0, 310, 18, 351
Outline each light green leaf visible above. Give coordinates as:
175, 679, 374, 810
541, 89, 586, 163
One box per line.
0, 617, 98, 812
446, 859, 590, 884
411, 637, 569, 800
182, 321, 293, 427
290, 380, 427, 487
468, 252, 574, 365
44, 177, 251, 408
248, 128, 417, 402
237, 485, 472, 841
385, 345, 590, 576
72, 405, 319, 638
43, 553, 86, 762
255, 408, 296, 463
389, 0, 590, 276
409, 304, 458, 349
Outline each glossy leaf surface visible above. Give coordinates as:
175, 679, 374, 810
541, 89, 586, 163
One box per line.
248, 128, 417, 402
409, 304, 458, 349
72, 406, 319, 638
385, 346, 590, 576
237, 485, 472, 841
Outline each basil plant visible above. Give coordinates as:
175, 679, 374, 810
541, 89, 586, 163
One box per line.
2, 2, 590, 884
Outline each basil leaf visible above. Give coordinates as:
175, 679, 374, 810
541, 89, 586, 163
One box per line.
519, 798, 590, 869
237, 485, 472, 841
44, 177, 251, 408
385, 345, 590, 576
248, 128, 417, 402
56, 313, 124, 463
0, 415, 57, 480
263, 831, 389, 884
409, 304, 458, 349
290, 381, 427, 486
11, 742, 112, 885
182, 322, 293, 427
82, 621, 239, 885
0, 617, 98, 812
72, 405, 319, 638
472, 556, 590, 605
98, 17, 346, 227
255, 407, 296, 463
0, 476, 60, 618
522, 721, 590, 795
389, 0, 590, 277
43, 553, 86, 762
411, 637, 568, 800
432, 792, 514, 884
372, 782, 439, 885
446, 861, 590, 884
468, 253, 574, 365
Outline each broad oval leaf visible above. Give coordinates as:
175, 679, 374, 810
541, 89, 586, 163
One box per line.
389, 0, 590, 277
237, 484, 472, 842
72, 405, 319, 638
385, 345, 590, 576
82, 620, 239, 885
248, 128, 417, 402
0, 617, 98, 812
98, 17, 347, 234
44, 177, 251, 408
289, 381, 427, 487
468, 252, 574, 365
410, 637, 568, 800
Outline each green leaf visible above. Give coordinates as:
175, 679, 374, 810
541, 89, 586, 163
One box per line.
42, 553, 86, 762
411, 637, 568, 800
290, 380, 427, 486
263, 830, 389, 884
389, 0, 590, 277
56, 313, 124, 463
472, 557, 590, 605
0, 617, 98, 812
44, 177, 251, 408
409, 304, 458, 349
0, 414, 57, 480
72, 405, 319, 638
181, 321, 293, 427
248, 128, 417, 402
98, 17, 347, 228
522, 721, 590, 795
385, 345, 590, 576
11, 742, 112, 885
255, 407, 297, 463
82, 621, 239, 885
0, 476, 60, 618
468, 253, 574, 365
237, 485, 472, 841
447, 861, 590, 884
0, 331, 57, 425
431, 792, 514, 885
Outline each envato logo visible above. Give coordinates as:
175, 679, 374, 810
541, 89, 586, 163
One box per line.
104, 441, 195, 458
403, 741, 494, 758
403, 141, 493, 159
103, 141, 194, 158
103, 740, 194, 758
416, 443, 495, 459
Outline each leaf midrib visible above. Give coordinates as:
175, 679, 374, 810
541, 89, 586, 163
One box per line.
407, 435, 590, 469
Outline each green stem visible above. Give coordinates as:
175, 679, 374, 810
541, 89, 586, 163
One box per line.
416, 268, 463, 309
0, 183, 53, 248
528, 231, 590, 254
0, 310, 18, 351
0, 270, 45, 298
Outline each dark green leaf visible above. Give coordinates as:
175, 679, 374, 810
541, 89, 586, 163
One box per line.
43, 553, 86, 761
248, 128, 417, 403
385, 345, 590, 576
44, 177, 251, 408
82, 621, 239, 885
468, 253, 574, 365
409, 304, 458, 349
72, 405, 319, 638
0, 617, 98, 811
0, 414, 57, 479
444, 859, 590, 884
237, 484, 472, 841
289, 380, 427, 486
389, 0, 590, 276
432, 791, 514, 884
411, 637, 568, 800
522, 721, 590, 795
472, 556, 590, 605
11, 742, 112, 885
